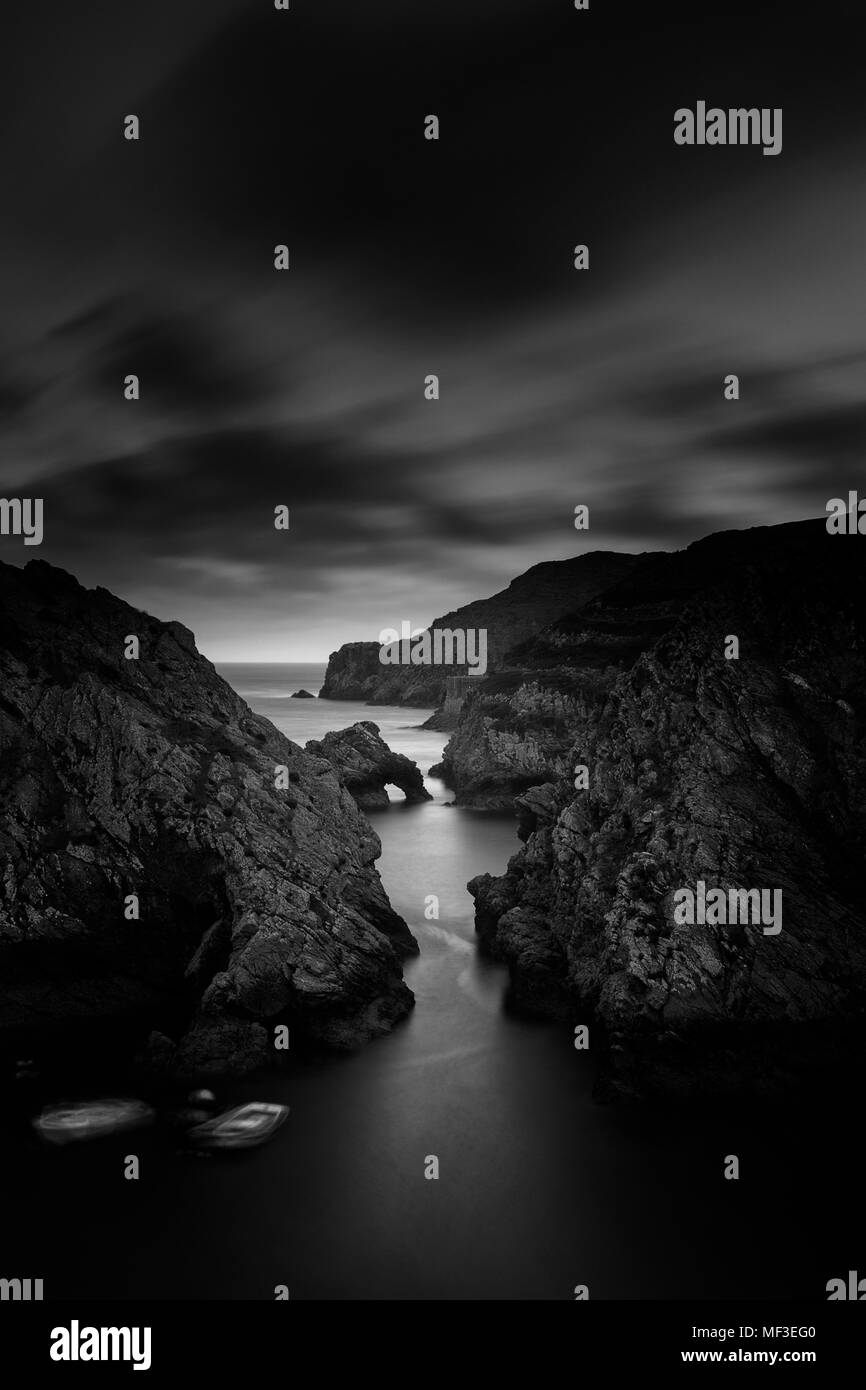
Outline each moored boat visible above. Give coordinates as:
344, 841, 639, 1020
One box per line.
33, 1098, 155, 1146
186, 1101, 289, 1150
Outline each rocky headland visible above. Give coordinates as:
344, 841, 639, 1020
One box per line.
0, 560, 418, 1079
319, 552, 640, 714
466, 520, 866, 1098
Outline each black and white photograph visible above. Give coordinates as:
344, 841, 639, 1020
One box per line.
1, 0, 864, 1353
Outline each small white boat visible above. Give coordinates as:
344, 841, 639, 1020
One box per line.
186, 1102, 289, 1150
33, 1098, 155, 1146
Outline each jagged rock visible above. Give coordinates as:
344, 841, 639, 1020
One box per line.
469, 521, 866, 1099
422, 676, 482, 732
320, 552, 640, 709
306, 721, 432, 813
514, 783, 560, 842
319, 642, 391, 702
434, 670, 605, 808
0, 560, 417, 1076
439, 520, 841, 808
290, 689, 315, 699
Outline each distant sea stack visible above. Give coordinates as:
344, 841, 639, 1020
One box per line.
319, 552, 641, 717
319, 642, 388, 701
467, 520, 866, 1100
0, 560, 416, 1078
291, 689, 315, 698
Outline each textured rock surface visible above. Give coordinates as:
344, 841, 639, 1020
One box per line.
438, 520, 837, 807
306, 721, 432, 812
432, 669, 609, 809
469, 521, 866, 1098
318, 641, 394, 702
0, 560, 416, 1077
320, 552, 640, 708
423, 675, 479, 732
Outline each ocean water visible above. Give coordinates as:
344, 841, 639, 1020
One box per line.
4, 666, 861, 1299
215, 662, 446, 772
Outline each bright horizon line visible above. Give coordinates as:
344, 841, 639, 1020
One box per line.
213, 658, 330, 666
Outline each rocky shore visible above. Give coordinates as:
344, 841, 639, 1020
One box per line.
465, 520, 866, 1098
0, 560, 418, 1078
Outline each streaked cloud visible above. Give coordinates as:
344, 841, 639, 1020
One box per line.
1, 1, 864, 659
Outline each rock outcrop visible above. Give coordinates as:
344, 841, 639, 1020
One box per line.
423, 675, 480, 732
0, 560, 417, 1078
469, 521, 866, 1099
437, 520, 839, 808
320, 552, 640, 713
291, 689, 315, 699
319, 641, 413, 703
306, 722, 432, 812
431, 669, 607, 809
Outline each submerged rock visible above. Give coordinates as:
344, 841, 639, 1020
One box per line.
0, 560, 417, 1077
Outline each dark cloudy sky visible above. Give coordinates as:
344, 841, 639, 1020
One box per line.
1, 0, 864, 660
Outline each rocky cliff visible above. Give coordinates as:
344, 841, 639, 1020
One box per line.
436, 520, 835, 808
431, 668, 609, 809
319, 552, 640, 711
0, 560, 417, 1078
469, 520, 866, 1098
318, 641, 394, 702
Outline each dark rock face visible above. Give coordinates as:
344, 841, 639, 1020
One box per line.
291, 689, 315, 699
0, 560, 416, 1077
423, 675, 480, 733
469, 521, 866, 1099
438, 519, 835, 808
318, 642, 391, 701
320, 552, 640, 709
306, 721, 432, 814
433, 669, 608, 809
